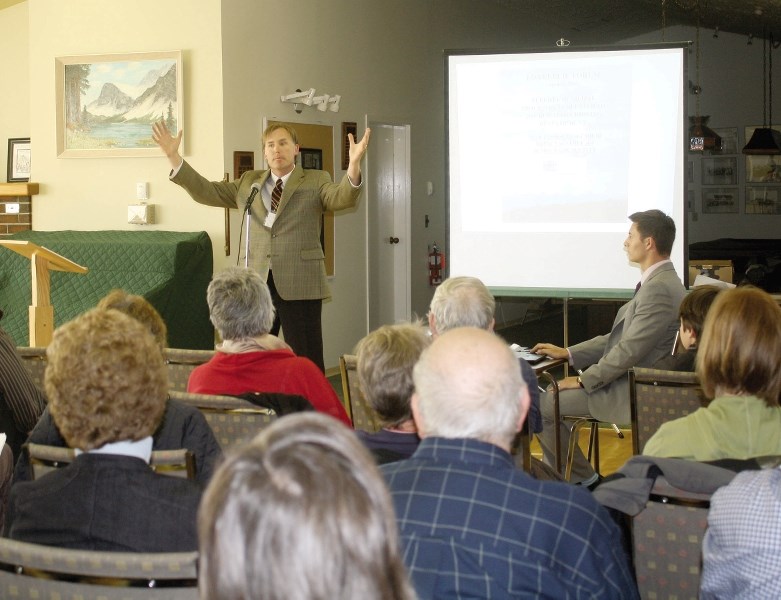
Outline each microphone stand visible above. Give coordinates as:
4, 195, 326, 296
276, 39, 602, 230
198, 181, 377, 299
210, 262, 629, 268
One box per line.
243, 196, 255, 268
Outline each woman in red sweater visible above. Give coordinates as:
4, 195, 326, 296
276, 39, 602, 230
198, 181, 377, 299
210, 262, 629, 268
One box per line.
188, 267, 351, 427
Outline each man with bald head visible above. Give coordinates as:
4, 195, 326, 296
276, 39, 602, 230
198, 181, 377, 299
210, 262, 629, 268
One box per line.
381, 328, 637, 599
427, 275, 542, 433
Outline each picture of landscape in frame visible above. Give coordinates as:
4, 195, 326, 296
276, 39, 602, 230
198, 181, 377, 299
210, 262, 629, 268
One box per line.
56, 51, 182, 157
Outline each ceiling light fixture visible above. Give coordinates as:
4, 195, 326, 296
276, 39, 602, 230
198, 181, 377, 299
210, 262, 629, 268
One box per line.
688, 2, 721, 152
743, 33, 781, 154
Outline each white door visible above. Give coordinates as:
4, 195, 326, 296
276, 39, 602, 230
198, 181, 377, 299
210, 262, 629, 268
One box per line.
367, 122, 411, 330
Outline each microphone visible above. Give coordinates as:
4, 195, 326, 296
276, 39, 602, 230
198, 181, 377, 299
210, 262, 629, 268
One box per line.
244, 182, 262, 213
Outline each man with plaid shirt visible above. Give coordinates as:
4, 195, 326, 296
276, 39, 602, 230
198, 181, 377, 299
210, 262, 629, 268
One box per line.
381, 327, 637, 599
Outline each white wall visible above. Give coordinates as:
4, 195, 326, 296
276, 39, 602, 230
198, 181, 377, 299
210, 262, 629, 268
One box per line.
0, 2, 29, 176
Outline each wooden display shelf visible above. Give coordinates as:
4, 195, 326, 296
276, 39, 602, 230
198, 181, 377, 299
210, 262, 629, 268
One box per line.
0, 183, 39, 196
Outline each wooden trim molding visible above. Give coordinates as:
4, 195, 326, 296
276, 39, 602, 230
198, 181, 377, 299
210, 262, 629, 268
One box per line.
0, 183, 39, 197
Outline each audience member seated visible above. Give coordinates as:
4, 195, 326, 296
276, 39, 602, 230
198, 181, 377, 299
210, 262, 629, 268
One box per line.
653, 285, 721, 371
354, 322, 429, 463
700, 463, 781, 598
533, 210, 686, 487
14, 290, 222, 486
0, 309, 48, 532
380, 327, 637, 598
644, 286, 781, 460
5, 308, 201, 551
0, 311, 47, 462
198, 412, 415, 600
427, 275, 542, 433
188, 267, 350, 426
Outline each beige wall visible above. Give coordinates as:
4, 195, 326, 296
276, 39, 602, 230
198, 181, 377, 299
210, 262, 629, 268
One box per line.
0, 2, 29, 176
27, 0, 224, 238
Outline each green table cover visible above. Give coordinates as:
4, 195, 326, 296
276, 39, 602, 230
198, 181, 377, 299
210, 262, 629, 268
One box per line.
0, 230, 214, 349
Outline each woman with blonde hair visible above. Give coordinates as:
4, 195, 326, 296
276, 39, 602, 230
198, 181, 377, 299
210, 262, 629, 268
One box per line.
643, 286, 781, 459
198, 412, 415, 600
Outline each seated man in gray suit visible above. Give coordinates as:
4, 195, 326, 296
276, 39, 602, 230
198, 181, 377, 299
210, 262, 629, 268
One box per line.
6, 308, 201, 551
533, 209, 686, 487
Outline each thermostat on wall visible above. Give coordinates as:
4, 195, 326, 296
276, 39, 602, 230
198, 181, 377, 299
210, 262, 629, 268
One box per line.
128, 203, 155, 225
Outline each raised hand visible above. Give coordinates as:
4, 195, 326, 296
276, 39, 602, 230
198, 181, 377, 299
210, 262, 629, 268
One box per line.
152, 120, 183, 168
346, 127, 371, 185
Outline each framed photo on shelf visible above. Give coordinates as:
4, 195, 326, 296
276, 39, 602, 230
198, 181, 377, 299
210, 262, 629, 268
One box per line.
708, 127, 739, 154
299, 147, 323, 170
701, 187, 739, 214
701, 156, 737, 186
55, 50, 182, 158
7, 138, 31, 182
746, 186, 781, 214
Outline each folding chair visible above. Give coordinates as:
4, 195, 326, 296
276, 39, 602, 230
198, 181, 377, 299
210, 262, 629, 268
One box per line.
0, 537, 198, 600
168, 390, 278, 450
632, 476, 711, 600
629, 367, 704, 455
26, 443, 196, 480
164, 348, 215, 392
339, 354, 381, 432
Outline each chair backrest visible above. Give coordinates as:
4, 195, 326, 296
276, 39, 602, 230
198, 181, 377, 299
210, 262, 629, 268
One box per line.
18, 346, 216, 394
632, 476, 711, 600
168, 390, 278, 450
0, 537, 198, 600
339, 354, 381, 432
17, 345, 47, 390
26, 443, 196, 480
629, 367, 704, 454
165, 348, 216, 392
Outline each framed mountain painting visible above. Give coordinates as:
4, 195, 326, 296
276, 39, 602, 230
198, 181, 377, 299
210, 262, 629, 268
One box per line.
55, 51, 183, 158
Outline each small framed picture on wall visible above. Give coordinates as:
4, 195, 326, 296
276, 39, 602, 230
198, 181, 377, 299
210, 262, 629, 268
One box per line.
702, 187, 739, 214
701, 156, 737, 186
746, 186, 781, 214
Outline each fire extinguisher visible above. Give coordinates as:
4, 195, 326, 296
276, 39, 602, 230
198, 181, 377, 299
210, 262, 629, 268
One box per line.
428, 242, 445, 286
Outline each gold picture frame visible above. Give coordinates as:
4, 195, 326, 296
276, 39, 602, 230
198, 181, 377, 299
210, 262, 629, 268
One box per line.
55, 50, 183, 158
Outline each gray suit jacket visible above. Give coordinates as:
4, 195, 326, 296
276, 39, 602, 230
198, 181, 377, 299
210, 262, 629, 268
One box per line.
570, 262, 685, 424
173, 161, 361, 300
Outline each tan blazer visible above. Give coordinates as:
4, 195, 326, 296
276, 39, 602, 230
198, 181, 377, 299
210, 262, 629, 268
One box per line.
173, 161, 361, 300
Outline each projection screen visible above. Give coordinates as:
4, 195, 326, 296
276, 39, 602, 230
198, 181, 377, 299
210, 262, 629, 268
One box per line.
446, 44, 688, 296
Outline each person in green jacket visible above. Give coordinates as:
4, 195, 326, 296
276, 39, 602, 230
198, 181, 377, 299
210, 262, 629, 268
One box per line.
644, 286, 781, 459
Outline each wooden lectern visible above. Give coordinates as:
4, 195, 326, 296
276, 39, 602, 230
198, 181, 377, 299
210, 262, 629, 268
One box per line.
0, 240, 88, 346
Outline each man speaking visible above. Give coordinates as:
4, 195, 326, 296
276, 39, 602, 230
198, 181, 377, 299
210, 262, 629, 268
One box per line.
153, 121, 371, 372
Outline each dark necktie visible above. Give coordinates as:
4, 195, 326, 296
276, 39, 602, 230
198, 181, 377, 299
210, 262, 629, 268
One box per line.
271, 178, 283, 213
634, 281, 641, 296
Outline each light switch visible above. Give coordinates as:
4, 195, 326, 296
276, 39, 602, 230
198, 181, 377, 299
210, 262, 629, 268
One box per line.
136, 182, 149, 200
